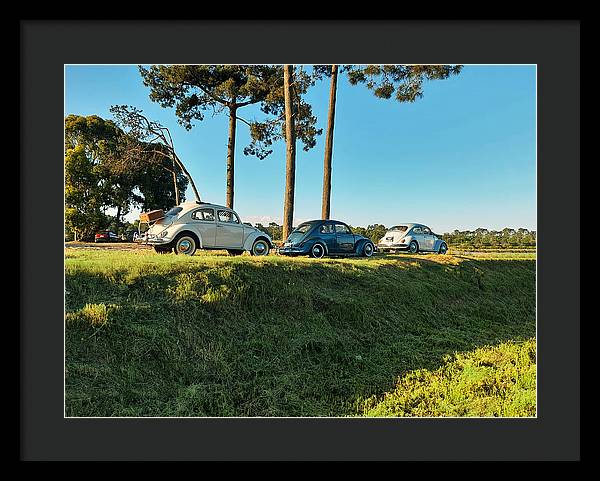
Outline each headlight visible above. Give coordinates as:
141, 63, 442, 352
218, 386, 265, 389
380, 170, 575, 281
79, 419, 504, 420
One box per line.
159, 230, 169, 238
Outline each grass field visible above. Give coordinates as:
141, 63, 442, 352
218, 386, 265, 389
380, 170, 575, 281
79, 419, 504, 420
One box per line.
65, 249, 536, 417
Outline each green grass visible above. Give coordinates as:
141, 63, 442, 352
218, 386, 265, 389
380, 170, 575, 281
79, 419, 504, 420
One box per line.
65, 249, 536, 417
358, 338, 536, 417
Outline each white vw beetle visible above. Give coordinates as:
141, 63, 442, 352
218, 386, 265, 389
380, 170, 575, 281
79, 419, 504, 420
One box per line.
377, 223, 448, 254
137, 201, 273, 256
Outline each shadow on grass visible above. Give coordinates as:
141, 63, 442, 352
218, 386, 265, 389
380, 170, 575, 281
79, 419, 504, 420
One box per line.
65, 254, 536, 417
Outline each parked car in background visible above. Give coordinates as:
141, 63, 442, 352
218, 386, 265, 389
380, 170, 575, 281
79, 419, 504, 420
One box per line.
136, 201, 273, 256
377, 223, 448, 254
94, 230, 120, 243
279, 220, 375, 259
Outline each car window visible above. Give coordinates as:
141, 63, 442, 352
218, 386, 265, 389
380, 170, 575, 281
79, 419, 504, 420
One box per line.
217, 210, 240, 224
191, 208, 215, 221
320, 224, 335, 234
293, 223, 313, 234
422, 226, 431, 235
412, 226, 422, 235
334, 224, 350, 234
390, 225, 408, 232
166, 206, 183, 217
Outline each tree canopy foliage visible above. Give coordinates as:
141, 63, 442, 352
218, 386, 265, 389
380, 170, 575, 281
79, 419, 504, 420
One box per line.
139, 65, 283, 131
345, 65, 463, 101
443, 228, 536, 248
311, 64, 462, 221
65, 114, 188, 241
109, 105, 198, 203
139, 65, 322, 209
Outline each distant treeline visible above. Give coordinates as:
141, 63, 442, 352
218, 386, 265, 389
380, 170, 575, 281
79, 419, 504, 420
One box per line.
442, 228, 536, 248
254, 223, 536, 247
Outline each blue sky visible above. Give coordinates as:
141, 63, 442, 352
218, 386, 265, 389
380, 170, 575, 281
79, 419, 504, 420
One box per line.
65, 65, 536, 233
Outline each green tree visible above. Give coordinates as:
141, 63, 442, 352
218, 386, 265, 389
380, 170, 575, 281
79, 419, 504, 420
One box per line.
365, 224, 388, 244
65, 113, 189, 239
244, 66, 321, 240
138, 65, 284, 209
109, 105, 197, 204
282, 65, 297, 241
314, 65, 462, 220
65, 145, 109, 241
65, 115, 123, 240
65, 114, 146, 232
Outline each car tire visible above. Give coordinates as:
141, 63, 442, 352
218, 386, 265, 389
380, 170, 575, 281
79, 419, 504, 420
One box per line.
310, 242, 326, 259
438, 243, 448, 254
227, 249, 244, 256
250, 239, 270, 256
409, 240, 419, 254
362, 242, 375, 257
173, 234, 197, 256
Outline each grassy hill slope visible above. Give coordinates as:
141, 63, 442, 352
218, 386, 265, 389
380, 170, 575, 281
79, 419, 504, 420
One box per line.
65, 250, 536, 417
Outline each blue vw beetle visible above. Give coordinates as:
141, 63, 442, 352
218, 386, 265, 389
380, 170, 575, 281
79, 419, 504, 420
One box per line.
279, 220, 375, 259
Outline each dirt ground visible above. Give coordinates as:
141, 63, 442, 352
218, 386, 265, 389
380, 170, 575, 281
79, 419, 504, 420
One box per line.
65, 242, 153, 251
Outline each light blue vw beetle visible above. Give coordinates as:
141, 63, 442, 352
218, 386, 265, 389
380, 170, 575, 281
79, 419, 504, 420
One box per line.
137, 201, 273, 256
377, 223, 448, 254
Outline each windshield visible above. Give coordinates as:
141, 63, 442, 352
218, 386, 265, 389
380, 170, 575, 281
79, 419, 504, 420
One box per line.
389, 225, 408, 232
287, 223, 314, 243
165, 207, 183, 217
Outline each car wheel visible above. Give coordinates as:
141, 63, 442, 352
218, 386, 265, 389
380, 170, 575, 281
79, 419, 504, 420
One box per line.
438, 243, 448, 254
173, 235, 197, 256
250, 239, 270, 256
362, 242, 374, 257
409, 240, 419, 254
227, 249, 244, 256
310, 243, 326, 259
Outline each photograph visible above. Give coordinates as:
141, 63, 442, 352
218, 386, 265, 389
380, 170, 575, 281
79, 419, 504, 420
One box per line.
64, 63, 537, 418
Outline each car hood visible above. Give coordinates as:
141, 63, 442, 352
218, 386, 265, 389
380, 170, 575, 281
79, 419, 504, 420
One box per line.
147, 215, 177, 233
379, 229, 409, 244
249, 226, 272, 239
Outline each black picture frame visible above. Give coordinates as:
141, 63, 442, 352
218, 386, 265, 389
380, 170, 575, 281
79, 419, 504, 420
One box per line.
20, 20, 580, 461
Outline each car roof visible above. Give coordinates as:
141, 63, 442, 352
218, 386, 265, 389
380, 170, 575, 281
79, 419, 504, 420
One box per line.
178, 201, 231, 212
299, 219, 349, 225
389, 223, 428, 229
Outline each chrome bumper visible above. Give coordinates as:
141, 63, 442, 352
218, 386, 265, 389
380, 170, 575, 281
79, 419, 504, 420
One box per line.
135, 235, 171, 246
377, 243, 408, 249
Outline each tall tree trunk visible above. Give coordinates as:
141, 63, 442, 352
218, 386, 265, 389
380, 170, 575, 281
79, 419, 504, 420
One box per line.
282, 65, 297, 241
226, 104, 237, 209
172, 158, 180, 205
321, 64, 338, 220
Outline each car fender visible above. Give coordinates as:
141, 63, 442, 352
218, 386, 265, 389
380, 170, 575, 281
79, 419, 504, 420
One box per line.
308, 237, 330, 254
404, 235, 416, 246
166, 224, 204, 248
354, 237, 373, 253
242, 230, 273, 251
433, 238, 447, 251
